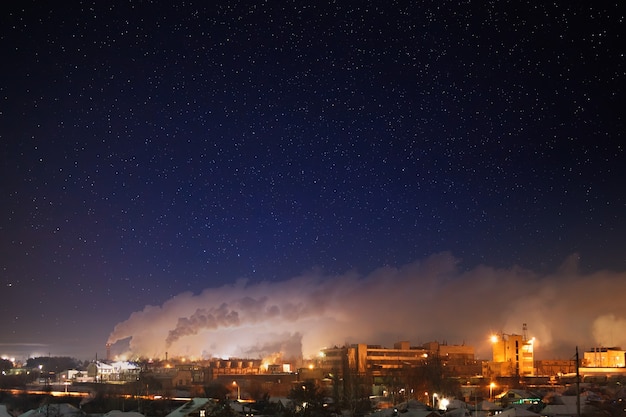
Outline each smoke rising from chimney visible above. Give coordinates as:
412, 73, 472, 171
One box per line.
107, 253, 626, 360
166, 305, 241, 347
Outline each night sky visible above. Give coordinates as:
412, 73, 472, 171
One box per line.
1, 1, 624, 362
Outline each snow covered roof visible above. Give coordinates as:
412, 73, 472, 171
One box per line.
540, 404, 577, 417
0, 405, 13, 417
497, 407, 540, 417
109, 361, 141, 371
445, 399, 468, 410
103, 411, 145, 417
476, 400, 501, 411
370, 406, 441, 417
18, 403, 85, 417
497, 390, 540, 400
443, 408, 470, 417
165, 398, 216, 417
93, 361, 140, 371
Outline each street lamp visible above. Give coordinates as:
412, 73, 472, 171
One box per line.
489, 382, 495, 402
433, 393, 437, 409
232, 381, 240, 400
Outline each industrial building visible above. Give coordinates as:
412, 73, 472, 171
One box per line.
484, 324, 535, 377
319, 340, 476, 376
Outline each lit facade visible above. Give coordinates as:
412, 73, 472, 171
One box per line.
489, 332, 535, 377
583, 347, 626, 368
319, 340, 475, 376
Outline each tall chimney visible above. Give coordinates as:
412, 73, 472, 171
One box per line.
106, 343, 111, 361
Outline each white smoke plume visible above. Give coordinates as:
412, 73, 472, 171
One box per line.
107, 253, 626, 360
592, 314, 626, 348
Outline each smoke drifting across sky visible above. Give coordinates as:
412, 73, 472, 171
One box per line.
107, 253, 626, 361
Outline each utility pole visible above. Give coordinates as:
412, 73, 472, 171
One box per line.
575, 347, 581, 417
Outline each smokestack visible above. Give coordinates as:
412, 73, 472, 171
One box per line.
106, 343, 111, 361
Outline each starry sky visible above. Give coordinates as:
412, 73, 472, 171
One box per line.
1, 1, 625, 362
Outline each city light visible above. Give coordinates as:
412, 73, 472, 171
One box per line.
232, 381, 240, 400
440, 398, 449, 410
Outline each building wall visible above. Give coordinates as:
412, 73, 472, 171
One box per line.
423, 341, 475, 363
364, 346, 428, 371
583, 348, 626, 368
320, 341, 476, 381
213, 373, 300, 398
490, 334, 534, 376
534, 359, 575, 376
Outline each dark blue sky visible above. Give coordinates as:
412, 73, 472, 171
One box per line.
1, 1, 624, 360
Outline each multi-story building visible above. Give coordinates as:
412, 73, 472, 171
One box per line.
534, 359, 576, 377
317, 340, 478, 400
320, 341, 430, 376
583, 347, 626, 368
422, 341, 475, 363
319, 341, 476, 376
486, 327, 535, 377
85, 360, 141, 382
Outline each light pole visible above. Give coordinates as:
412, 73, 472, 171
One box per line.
232, 381, 240, 400
489, 382, 495, 402
433, 393, 437, 409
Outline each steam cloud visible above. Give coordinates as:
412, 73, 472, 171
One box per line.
107, 253, 626, 360
592, 314, 626, 348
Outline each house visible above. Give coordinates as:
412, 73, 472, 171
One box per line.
18, 404, 85, 417
469, 400, 502, 417
370, 407, 441, 417
370, 399, 442, 417
1, 405, 12, 417
86, 361, 141, 382
497, 407, 540, 417
540, 395, 578, 417
495, 390, 541, 407
540, 392, 604, 417
165, 398, 218, 417
103, 412, 145, 417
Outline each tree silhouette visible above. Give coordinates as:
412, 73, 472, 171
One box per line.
204, 382, 231, 400
288, 381, 329, 417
